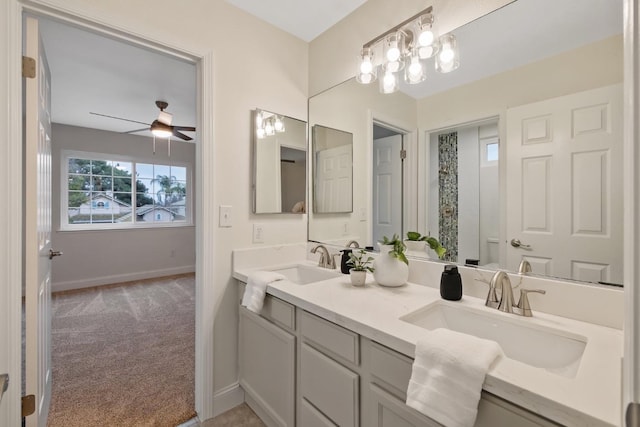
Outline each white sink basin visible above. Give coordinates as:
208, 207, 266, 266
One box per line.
272, 264, 341, 285
400, 302, 587, 378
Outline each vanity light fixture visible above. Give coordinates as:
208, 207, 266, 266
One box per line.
255, 109, 285, 139
355, 7, 460, 93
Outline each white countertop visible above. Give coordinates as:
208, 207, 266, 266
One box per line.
234, 261, 623, 427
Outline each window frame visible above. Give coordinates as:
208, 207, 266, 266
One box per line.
60, 149, 193, 231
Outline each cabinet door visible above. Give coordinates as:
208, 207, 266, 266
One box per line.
239, 307, 295, 427
368, 384, 441, 427
300, 343, 359, 427
300, 398, 338, 427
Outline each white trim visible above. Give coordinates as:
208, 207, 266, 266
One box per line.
0, 2, 24, 426
623, 0, 640, 419
211, 382, 245, 419
4, 1, 218, 422
52, 265, 196, 293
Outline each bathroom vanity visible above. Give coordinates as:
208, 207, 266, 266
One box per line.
233, 248, 622, 427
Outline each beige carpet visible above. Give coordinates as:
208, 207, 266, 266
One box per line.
202, 404, 266, 427
47, 274, 196, 427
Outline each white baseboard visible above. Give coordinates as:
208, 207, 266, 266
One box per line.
51, 265, 196, 292
211, 382, 245, 418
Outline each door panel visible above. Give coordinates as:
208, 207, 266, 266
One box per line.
24, 16, 53, 427
315, 145, 352, 212
506, 84, 622, 284
372, 135, 402, 244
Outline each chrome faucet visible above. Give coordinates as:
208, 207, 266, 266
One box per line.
346, 240, 360, 248
490, 271, 515, 313
518, 259, 532, 274
311, 245, 336, 269
485, 270, 546, 316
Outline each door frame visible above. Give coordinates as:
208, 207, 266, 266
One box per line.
0, 1, 217, 425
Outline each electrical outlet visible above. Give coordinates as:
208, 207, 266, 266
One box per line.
253, 224, 264, 243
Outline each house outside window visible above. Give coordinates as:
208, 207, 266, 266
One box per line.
62, 150, 191, 230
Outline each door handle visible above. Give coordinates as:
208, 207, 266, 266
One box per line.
0, 374, 8, 405
49, 249, 63, 260
510, 238, 531, 249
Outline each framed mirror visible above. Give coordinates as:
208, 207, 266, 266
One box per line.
252, 109, 307, 214
308, 0, 623, 285
312, 124, 353, 213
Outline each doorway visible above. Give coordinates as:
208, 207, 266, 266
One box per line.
371, 123, 405, 246
23, 11, 200, 426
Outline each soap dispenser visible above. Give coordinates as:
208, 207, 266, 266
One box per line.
440, 264, 462, 301
340, 249, 353, 274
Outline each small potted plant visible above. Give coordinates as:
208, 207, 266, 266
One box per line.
374, 234, 409, 287
405, 231, 447, 260
347, 249, 374, 286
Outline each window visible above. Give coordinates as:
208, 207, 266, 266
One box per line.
480, 138, 499, 167
63, 151, 191, 230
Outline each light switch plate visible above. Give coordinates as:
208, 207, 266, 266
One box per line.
253, 224, 264, 243
219, 205, 232, 227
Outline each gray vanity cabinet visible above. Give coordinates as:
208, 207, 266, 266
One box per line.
298, 310, 360, 427
362, 339, 561, 427
238, 293, 296, 427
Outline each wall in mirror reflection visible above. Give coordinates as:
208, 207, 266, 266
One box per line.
253, 109, 307, 214
308, 0, 623, 285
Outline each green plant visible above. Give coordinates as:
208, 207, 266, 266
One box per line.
380, 234, 409, 265
405, 231, 447, 260
347, 249, 375, 273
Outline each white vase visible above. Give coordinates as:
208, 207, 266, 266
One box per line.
373, 244, 409, 287
349, 269, 367, 286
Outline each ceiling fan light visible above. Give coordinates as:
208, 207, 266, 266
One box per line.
150, 120, 172, 138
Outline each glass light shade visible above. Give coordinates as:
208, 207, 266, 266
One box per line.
265, 120, 275, 136
436, 33, 460, 73
274, 116, 285, 132
150, 120, 172, 138
356, 48, 377, 84
404, 51, 426, 84
255, 110, 263, 127
383, 32, 405, 73
416, 14, 435, 47
256, 127, 265, 139
379, 69, 399, 94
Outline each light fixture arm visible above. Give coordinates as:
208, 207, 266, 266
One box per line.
362, 6, 432, 49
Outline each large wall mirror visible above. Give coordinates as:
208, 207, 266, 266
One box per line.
253, 109, 307, 214
308, 0, 623, 285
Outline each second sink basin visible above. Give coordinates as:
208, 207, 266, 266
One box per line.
272, 264, 341, 285
400, 302, 587, 378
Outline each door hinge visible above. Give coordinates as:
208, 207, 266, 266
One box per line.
22, 394, 35, 417
627, 402, 640, 427
22, 56, 36, 79
400, 149, 407, 160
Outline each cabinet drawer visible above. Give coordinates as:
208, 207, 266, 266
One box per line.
300, 310, 359, 365
301, 343, 359, 427
370, 341, 413, 400
369, 384, 441, 427
239, 282, 295, 331
300, 398, 338, 427
262, 294, 295, 331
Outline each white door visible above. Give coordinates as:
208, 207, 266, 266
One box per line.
315, 144, 352, 212
506, 84, 622, 284
372, 135, 403, 245
24, 16, 54, 427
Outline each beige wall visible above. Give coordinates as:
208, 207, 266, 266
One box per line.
29, 0, 310, 406
51, 124, 197, 291
308, 0, 514, 95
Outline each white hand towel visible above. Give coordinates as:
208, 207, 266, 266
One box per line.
406, 328, 503, 427
241, 271, 286, 313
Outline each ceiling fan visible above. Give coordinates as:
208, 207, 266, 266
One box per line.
90, 100, 196, 141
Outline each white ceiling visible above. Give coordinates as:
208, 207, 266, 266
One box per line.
39, 0, 622, 138
39, 18, 197, 139
224, 0, 367, 42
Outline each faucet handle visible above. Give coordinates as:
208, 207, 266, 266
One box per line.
516, 289, 546, 317
475, 277, 499, 308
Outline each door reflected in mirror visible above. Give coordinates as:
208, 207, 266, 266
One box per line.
312, 124, 353, 213
253, 109, 307, 214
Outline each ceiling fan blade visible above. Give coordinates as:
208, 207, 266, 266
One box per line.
90, 112, 150, 126
172, 130, 193, 141
172, 125, 196, 132
122, 127, 149, 134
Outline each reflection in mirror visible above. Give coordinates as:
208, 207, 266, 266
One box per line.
308, 0, 623, 285
312, 125, 353, 213
252, 109, 307, 214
